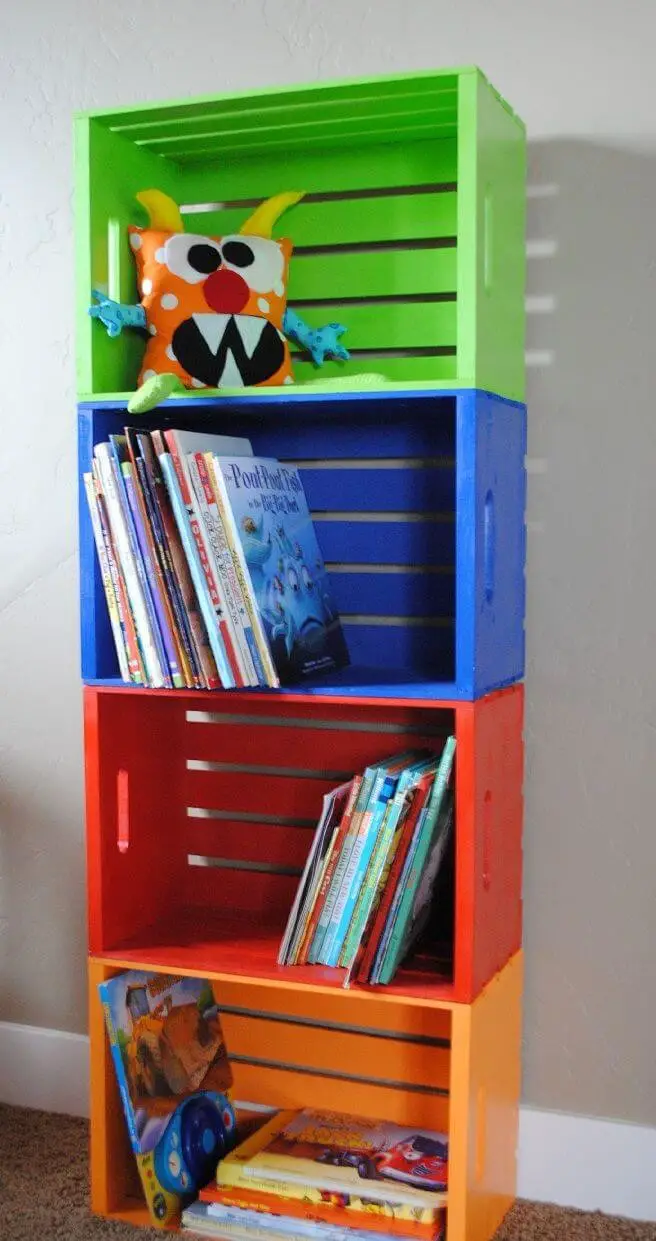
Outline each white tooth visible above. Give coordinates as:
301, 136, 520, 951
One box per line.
219, 353, 245, 387
235, 314, 266, 358
192, 313, 230, 354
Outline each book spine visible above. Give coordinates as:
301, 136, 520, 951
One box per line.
188, 451, 257, 686
305, 775, 362, 965
94, 477, 145, 684
206, 454, 278, 689
149, 431, 217, 690
83, 472, 131, 682
134, 451, 195, 689
159, 447, 235, 689
200, 452, 268, 688
333, 774, 394, 968
318, 774, 377, 966
202, 1186, 440, 1236
122, 463, 180, 688
97, 987, 140, 1153
93, 444, 165, 687
346, 786, 414, 986
356, 785, 428, 985
341, 795, 397, 973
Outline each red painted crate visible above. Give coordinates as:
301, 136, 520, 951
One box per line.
85, 682, 523, 1004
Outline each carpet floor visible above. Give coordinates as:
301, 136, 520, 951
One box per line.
0, 1103, 653, 1241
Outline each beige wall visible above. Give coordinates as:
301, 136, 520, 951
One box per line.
1, 0, 655, 1125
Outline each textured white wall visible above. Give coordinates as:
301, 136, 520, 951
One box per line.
1, 0, 655, 1125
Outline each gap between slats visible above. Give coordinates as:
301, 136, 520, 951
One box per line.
180, 182, 458, 211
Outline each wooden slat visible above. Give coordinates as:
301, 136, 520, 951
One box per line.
251, 403, 456, 460
185, 820, 312, 871
229, 1061, 450, 1131
178, 139, 458, 201
301, 464, 455, 512
183, 192, 457, 248
222, 1013, 451, 1093
211, 975, 453, 1040
288, 247, 457, 301
343, 623, 454, 674
330, 570, 455, 618
149, 119, 455, 158
287, 302, 456, 353
183, 865, 298, 917
291, 355, 457, 384
185, 769, 335, 821
314, 517, 454, 565
184, 718, 448, 770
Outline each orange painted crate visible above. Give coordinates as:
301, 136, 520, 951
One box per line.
85, 682, 523, 1005
89, 953, 522, 1241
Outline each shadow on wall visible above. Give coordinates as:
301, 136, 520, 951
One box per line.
522, 139, 656, 1122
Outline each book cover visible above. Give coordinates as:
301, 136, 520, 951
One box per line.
92, 461, 145, 684
279, 780, 353, 966
149, 429, 219, 689
306, 776, 363, 966
218, 1108, 448, 1210
83, 471, 130, 682
93, 441, 166, 687
200, 1184, 442, 1236
296, 776, 362, 966
214, 457, 349, 683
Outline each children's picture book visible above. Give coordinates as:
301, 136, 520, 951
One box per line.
217, 1108, 448, 1210
212, 456, 349, 682
200, 1182, 441, 1237
183, 1198, 445, 1241
99, 970, 234, 1227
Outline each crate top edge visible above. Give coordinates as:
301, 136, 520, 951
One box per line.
73, 65, 488, 125
76, 386, 527, 413
81, 679, 523, 707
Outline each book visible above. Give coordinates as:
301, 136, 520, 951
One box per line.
278, 780, 353, 966
187, 450, 259, 687
83, 471, 130, 682
92, 460, 145, 684
149, 429, 219, 689
93, 440, 166, 687
377, 739, 456, 984
217, 1108, 448, 1210
184, 1199, 443, 1241
99, 969, 233, 1227
212, 456, 349, 684
294, 776, 362, 966
200, 1183, 442, 1237
305, 776, 363, 966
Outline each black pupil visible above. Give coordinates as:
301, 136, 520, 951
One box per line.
222, 240, 254, 268
188, 243, 221, 274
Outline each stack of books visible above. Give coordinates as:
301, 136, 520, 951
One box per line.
84, 427, 349, 690
183, 1107, 447, 1240
278, 738, 456, 987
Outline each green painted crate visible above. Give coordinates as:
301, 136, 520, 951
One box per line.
75, 67, 526, 403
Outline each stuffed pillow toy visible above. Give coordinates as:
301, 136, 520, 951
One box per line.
89, 189, 350, 412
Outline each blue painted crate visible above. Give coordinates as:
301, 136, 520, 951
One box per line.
78, 388, 526, 700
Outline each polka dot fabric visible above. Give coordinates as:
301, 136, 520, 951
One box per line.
128, 226, 295, 391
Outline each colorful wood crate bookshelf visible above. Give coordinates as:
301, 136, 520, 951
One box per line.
76, 66, 526, 1241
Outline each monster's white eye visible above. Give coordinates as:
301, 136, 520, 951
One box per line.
164, 234, 222, 284
220, 234, 285, 294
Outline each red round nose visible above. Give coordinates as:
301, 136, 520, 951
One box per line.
203, 267, 249, 314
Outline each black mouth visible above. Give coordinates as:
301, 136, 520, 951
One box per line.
171, 313, 285, 388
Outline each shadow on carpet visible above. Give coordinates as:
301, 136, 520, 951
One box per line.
0, 1104, 654, 1241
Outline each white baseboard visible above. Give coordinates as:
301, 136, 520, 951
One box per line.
1, 1021, 654, 1223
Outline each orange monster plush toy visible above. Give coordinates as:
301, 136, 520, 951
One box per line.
89, 189, 350, 412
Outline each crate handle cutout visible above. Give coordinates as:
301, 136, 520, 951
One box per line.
116, 768, 129, 854
484, 186, 493, 294
484, 489, 496, 605
482, 789, 493, 892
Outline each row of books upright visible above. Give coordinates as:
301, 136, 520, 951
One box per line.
84, 426, 348, 690
279, 737, 456, 987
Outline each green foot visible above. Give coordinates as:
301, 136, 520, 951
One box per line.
127, 373, 185, 413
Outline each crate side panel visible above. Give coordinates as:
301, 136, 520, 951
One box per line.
473, 394, 526, 693
88, 958, 143, 1216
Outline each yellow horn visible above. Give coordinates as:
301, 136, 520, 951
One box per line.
136, 189, 184, 233
240, 190, 305, 239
